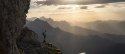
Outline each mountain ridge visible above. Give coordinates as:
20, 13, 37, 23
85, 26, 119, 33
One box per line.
26, 18, 125, 54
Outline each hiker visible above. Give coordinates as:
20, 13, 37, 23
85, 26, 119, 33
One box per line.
42, 30, 46, 43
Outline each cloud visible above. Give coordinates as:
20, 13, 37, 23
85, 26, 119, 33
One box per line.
95, 5, 106, 8
110, 2, 125, 7
58, 7, 72, 9
30, 2, 42, 9
80, 6, 88, 9
35, 0, 125, 5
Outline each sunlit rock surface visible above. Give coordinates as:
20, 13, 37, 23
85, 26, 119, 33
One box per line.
0, 0, 30, 54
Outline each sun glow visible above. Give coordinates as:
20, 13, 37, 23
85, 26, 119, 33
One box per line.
63, 0, 81, 3
63, 0, 77, 2
65, 5, 80, 9
29, 1, 125, 25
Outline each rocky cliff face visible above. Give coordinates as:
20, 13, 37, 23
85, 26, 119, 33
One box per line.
17, 27, 62, 54
0, 0, 30, 54
17, 27, 41, 54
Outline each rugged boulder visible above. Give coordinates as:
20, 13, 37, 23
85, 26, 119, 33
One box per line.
0, 0, 30, 54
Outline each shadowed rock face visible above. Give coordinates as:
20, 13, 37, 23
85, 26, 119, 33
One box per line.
17, 27, 62, 54
17, 27, 41, 54
0, 0, 30, 54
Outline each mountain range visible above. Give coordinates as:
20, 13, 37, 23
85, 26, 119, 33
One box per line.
82, 20, 125, 35
26, 17, 125, 54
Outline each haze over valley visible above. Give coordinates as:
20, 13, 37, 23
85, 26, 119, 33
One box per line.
25, 0, 125, 54
26, 17, 125, 54
1, 0, 125, 54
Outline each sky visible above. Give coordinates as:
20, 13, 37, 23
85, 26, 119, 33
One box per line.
27, 0, 125, 23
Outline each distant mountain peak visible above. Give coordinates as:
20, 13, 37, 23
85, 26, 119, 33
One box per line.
34, 18, 41, 21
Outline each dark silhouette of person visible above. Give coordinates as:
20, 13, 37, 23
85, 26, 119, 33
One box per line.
42, 30, 46, 43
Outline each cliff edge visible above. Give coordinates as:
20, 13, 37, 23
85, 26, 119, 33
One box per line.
17, 27, 62, 54
0, 0, 30, 54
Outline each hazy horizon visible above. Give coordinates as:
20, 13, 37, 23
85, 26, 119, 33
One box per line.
1, 0, 125, 54
26, 0, 125, 54
27, 0, 125, 24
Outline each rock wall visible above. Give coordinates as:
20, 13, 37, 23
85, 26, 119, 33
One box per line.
17, 27, 62, 54
17, 27, 41, 54
0, 0, 30, 54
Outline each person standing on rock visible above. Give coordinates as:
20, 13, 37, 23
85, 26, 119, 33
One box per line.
42, 30, 47, 43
